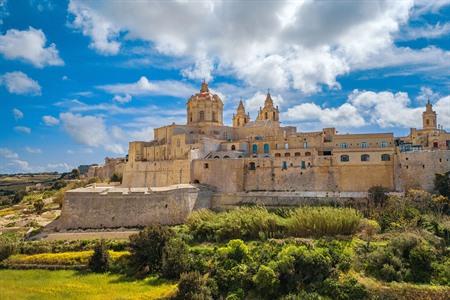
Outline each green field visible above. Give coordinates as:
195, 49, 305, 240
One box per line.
0, 270, 176, 300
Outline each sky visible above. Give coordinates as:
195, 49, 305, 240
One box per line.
0, 0, 450, 174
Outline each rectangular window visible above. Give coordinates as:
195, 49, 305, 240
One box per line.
380, 141, 388, 148
361, 142, 368, 148
340, 143, 348, 149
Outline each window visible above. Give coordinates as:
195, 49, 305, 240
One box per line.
381, 154, 390, 161
340, 143, 348, 149
223, 156, 230, 159
212, 111, 217, 122
231, 145, 236, 151
252, 144, 258, 154
199, 111, 205, 121
249, 162, 256, 170
273, 111, 276, 120
361, 154, 370, 162
204, 163, 209, 169
189, 113, 193, 122
294, 152, 301, 157
214, 156, 219, 159
303, 142, 308, 148
275, 153, 281, 157
285, 152, 290, 157
305, 152, 311, 156
340, 155, 349, 162
285, 143, 288, 149
263, 143, 270, 154
361, 142, 368, 148
282, 161, 287, 170
380, 141, 388, 148
433, 141, 439, 148
301, 161, 306, 169
265, 112, 268, 119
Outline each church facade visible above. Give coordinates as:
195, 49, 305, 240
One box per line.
121, 82, 450, 193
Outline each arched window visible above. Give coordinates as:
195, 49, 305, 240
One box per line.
248, 162, 256, 170
214, 156, 220, 159
303, 142, 308, 148
340, 155, 349, 162
305, 152, 311, 156
263, 143, 270, 154
223, 155, 230, 159
284, 152, 290, 157
265, 112, 268, 119
361, 154, 370, 162
231, 145, 236, 151
381, 154, 390, 161
189, 113, 193, 122
294, 152, 301, 157
275, 153, 281, 157
212, 111, 217, 122
282, 161, 287, 170
252, 144, 258, 154
301, 161, 306, 169
273, 111, 276, 120
199, 111, 205, 121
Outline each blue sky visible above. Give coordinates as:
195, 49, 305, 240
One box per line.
0, 0, 449, 173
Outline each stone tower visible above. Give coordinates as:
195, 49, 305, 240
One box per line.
232, 99, 250, 127
422, 100, 437, 130
187, 81, 223, 126
257, 91, 279, 123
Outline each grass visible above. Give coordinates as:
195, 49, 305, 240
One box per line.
4, 251, 130, 266
0, 269, 176, 300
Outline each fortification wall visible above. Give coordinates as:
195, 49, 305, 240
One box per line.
395, 150, 450, 191
122, 159, 191, 187
59, 185, 200, 229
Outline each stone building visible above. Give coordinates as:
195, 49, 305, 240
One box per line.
120, 82, 450, 193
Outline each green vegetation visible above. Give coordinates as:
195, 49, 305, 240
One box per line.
0, 269, 176, 300
88, 240, 110, 273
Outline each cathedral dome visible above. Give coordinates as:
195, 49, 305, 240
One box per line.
187, 82, 223, 126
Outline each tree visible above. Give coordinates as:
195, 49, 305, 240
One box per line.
110, 173, 122, 183
13, 190, 27, 204
33, 199, 45, 214
358, 219, 380, 248
88, 240, 110, 273
173, 271, 212, 300
129, 225, 173, 274
69, 168, 80, 179
368, 186, 388, 210
253, 265, 279, 297
434, 171, 450, 198
161, 238, 190, 279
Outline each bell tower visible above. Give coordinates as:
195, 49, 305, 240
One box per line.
233, 99, 250, 127
422, 100, 437, 130
256, 90, 279, 123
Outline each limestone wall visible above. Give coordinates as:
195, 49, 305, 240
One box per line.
59, 185, 200, 229
122, 159, 191, 187
395, 150, 450, 191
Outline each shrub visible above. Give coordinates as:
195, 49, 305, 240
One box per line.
129, 225, 173, 274
253, 265, 279, 297
0, 236, 16, 261
320, 277, 368, 300
33, 199, 45, 214
286, 207, 361, 237
173, 271, 212, 300
110, 173, 122, 183
88, 240, 110, 273
434, 171, 450, 198
276, 245, 332, 292
358, 219, 380, 247
161, 238, 190, 279
13, 190, 26, 204
407, 243, 435, 283
368, 186, 388, 208
219, 239, 249, 263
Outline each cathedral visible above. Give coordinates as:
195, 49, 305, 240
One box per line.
118, 82, 450, 193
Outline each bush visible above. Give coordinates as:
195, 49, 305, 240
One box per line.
173, 271, 212, 300
253, 265, 279, 297
0, 236, 16, 261
13, 190, 26, 204
368, 186, 388, 208
33, 199, 45, 214
161, 238, 190, 279
434, 171, 450, 198
320, 277, 368, 300
129, 225, 173, 274
88, 240, 110, 273
286, 207, 361, 237
110, 173, 122, 183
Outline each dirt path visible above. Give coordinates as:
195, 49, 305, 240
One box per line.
42, 230, 139, 240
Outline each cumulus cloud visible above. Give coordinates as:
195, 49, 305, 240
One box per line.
42, 115, 60, 126
0, 27, 63, 67
399, 22, 450, 40
98, 76, 196, 98
0, 148, 19, 159
0, 147, 30, 173
12, 108, 23, 120
59, 112, 125, 154
0, 71, 41, 95
284, 90, 450, 131
14, 126, 31, 134
66, 1, 450, 93
25, 147, 42, 154
113, 93, 132, 103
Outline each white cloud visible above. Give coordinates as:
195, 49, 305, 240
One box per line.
47, 162, 72, 172
0, 148, 19, 159
10, 159, 30, 171
416, 87, 440, 104
0, 27, 63, 67
399, 22, 450, 40
66, 0, 450, 93
59, 112, 125, 154
245, 91, 284, 116
14, 126, 31, 134
25, 147, 42, 154
113, 93, 132, 103
0, 71, 41, 95
42, 115, 60, 126
98, 76, 196, 98
434, 96, 450, 128
13, 108, 23, 120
